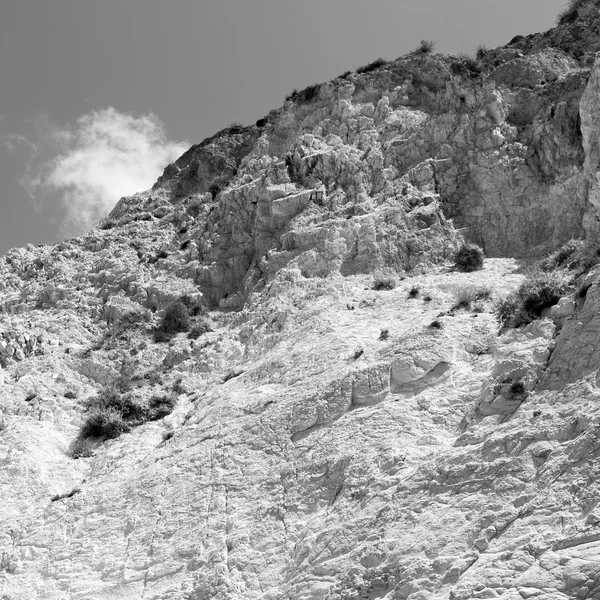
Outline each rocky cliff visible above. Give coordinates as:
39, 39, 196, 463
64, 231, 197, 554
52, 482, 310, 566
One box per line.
4, 4, 600, 600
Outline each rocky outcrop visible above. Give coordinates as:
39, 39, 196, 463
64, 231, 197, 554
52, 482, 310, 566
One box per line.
6, 5, 600, 599
103, 41, 593, 306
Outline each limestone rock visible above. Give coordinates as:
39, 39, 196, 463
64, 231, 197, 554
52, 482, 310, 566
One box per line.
5, 8, 600, 599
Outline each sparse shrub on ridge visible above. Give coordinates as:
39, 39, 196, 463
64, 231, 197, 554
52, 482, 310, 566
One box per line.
497, 272, 570, 329
557, 0, 599, 24
451, 54, 482, 77
413, 40, 436, 55
154, 301, 190, 342
475, 45, 488, 60
356, 58, 388, 74
454, 243, 484, 272
286, 83, 321, 103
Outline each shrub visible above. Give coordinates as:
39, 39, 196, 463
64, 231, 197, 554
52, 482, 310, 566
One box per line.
413, 40, 436, 54
80, 406, 129, 439
147, 394, 177, 421
454, 243, 484, 272
286, 83, 321, 103
408, 286, 420, 299
451, 285, 492, 311
208, 174, 232, 199
78, 384, 176, 441
154, 301, 190, 342
497, 272, 570, 328
557, 0, 598, 24
356, 58, 388, 74
539, 239, 583, 272
519, 274, 569, 316
372, 268, 398, 290
509, 381, 526, 396
493, 376, 527, 400
86, 386, 146, 421
429, 319, 443, 329
451, 54, 482, 77
379, 329, 389, 340
475, 45, 488, 61
225, 121, 244, 131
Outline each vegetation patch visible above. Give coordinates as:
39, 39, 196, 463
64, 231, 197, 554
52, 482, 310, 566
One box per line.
154, 301, 190, 342
557, 0, 599, 24
286, 83, 321, 103
408, 286, 420, 299
497, 272, 570, 329
208, 174, 233, 199
412, 40, 436, 55
540, 239, 584, 272
356, 58, 388, 74
147, 394, 177, 421
451, 285, 492, 312
454, 243, 484, 272
451, 54, 482, 78
76, 381, 176, 444
493, 376, 527, 401
372, 268, 399, 291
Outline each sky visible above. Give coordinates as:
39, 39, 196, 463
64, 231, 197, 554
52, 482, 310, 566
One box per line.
0, 0, 567, 256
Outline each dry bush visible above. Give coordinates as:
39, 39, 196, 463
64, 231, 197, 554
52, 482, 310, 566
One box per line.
356, 58, 388, 74
372, 268, 399, 291
497, 272, 570, 329
154, 301, 190, 342
413, 40, 436, 54
451, 285, 492, 312
454, 243, 484, 272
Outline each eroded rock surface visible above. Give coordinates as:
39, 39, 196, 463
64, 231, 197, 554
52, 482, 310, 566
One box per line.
5, 6, 600, 600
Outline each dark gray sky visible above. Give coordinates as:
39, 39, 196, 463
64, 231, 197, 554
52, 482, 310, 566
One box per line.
0, 0, 566, 255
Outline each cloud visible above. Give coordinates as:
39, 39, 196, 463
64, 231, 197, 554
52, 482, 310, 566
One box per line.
22, 108, 188, 235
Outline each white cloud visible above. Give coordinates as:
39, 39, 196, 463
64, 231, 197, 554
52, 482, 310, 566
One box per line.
23, 107, 188, 234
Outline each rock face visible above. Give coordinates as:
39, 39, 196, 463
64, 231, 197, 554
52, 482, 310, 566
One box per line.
6, 5, 600, 600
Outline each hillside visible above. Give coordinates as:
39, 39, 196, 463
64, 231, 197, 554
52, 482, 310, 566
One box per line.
3, 3, 600, 599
